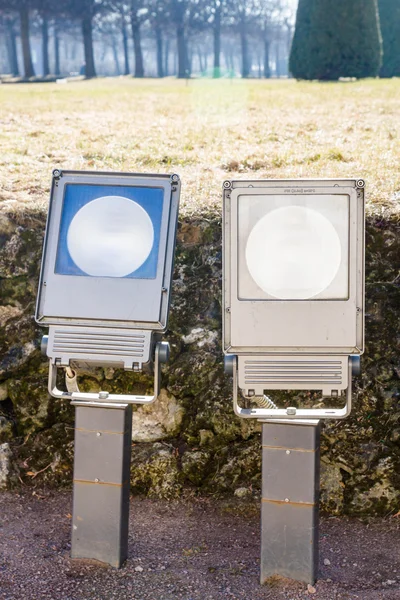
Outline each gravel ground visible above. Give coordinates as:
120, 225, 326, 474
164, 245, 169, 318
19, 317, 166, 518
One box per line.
1, 492, 400, 600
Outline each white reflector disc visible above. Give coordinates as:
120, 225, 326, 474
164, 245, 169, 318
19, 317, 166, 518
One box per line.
67, 196, 154, 277
245, 206, 342, 299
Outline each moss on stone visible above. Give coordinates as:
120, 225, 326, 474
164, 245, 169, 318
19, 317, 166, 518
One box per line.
130, 442, 182, 499
0, 206, 399, 514
0, 417, 14, 443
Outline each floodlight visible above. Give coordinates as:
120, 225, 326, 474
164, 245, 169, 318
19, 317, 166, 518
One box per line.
36, 169, 181, 404
36, 169, 181, 569
223, 179, 365, 420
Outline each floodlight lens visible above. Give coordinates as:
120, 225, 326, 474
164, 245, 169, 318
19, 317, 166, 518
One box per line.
67, 196, 154, 277
245, 206, 342, 299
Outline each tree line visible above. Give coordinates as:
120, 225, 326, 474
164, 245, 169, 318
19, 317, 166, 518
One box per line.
0, 0, 294, 79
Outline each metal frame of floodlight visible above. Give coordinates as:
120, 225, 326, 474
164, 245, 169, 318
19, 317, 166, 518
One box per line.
36, 169, 181, 405
222, 178, 365, 420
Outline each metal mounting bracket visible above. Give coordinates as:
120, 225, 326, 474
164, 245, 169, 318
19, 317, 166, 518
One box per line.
48, 341, 169, 405
230, 356, 357, 420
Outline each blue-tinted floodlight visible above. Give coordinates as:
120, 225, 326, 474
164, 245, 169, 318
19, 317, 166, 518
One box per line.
55, 185, 163, 279
36, 169, 181, 402
36, 171, 180, 331
35, 170, 181, 569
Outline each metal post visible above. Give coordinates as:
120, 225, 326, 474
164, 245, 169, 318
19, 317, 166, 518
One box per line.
260, 420, 321, 585
71, 402, 133, 568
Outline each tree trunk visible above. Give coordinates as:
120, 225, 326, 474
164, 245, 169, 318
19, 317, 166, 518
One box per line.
82, 14, 96, 78
6, 19, 19, 76
264, 38, 271, 78
19, 5, 35, 78
198, 49, 204, 72
223, 47, 229, 72
177, 23, 187, 78
121, 13, 130, 75
42, 16, 50, 76
112, 37, 121, 75
71, 37, 77, 61
164, 38, 169, 76
230, 48, 235, 72
156, 25, 163, 77
131, 9, 144, 77
99, 43, 107, 75
213, 2, 221, 77
275, 40, 281, 77
223, 41, 233, 73
54, 22, 61, 75
240, 16, 249, 78
187, 45, 192, 76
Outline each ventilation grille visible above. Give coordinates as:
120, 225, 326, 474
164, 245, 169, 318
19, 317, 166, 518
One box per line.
238, 355, 348, 393
53, 329, 146, 358
47, 326, 152, 367
244, 359, 343, 386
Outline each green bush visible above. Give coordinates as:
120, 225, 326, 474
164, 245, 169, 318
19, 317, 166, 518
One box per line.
290, 0, 382, 80
289, 0, 315, 80
378, 0, 400, 77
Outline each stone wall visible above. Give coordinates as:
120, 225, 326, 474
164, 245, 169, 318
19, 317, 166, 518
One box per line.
0, 206, 399, 515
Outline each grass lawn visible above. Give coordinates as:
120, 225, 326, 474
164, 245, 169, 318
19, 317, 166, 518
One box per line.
0, 77, 399, 217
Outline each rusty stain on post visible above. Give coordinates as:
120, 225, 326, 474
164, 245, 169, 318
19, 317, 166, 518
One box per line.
73, 479, 125, 487
261, 498, 316, 508
261, 444, 317, 453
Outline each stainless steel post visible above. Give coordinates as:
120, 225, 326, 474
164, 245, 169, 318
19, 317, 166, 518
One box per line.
71, 402, 133, 568
260, 420, 321, 585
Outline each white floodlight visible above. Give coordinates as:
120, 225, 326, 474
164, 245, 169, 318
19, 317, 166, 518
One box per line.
223, 179, 365, 420
36, 169, 181, 404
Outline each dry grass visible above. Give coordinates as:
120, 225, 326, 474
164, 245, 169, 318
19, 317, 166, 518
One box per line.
0, 76, 400, 217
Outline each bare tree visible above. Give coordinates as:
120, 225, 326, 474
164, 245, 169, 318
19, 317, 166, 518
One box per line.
205, 0, 229, 76
0, 12, 20, 75
0, 0, 295, 79
120, 3, 130, 74
225, 0, 261, 77
65, 0, 108, 78
35, 0, 57, 76
130, 0, 146, 76
17, 0, 35, 77
147, 0, 169, 77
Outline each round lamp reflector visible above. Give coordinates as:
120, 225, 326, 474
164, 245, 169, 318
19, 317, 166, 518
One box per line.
245, 206, 342, 299
67, 196, 154, 277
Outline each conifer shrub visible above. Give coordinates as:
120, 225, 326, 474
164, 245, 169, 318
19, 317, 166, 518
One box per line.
290, 0, 382, 80
378, 0, 400, 77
